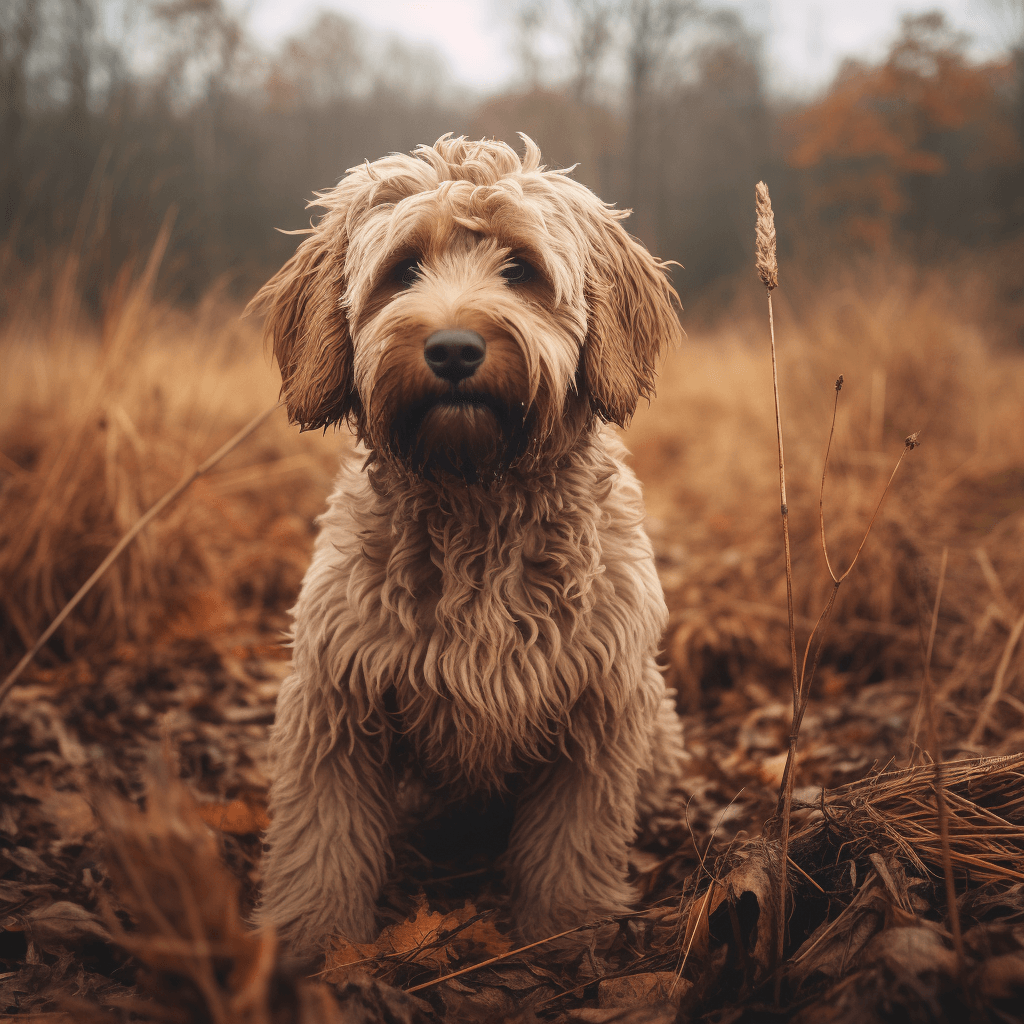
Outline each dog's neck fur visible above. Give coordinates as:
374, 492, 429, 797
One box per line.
316, 421, 655, 793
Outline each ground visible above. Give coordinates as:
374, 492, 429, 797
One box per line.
1, 260, 1023, 1022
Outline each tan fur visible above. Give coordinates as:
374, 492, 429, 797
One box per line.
248, 135, 686, 959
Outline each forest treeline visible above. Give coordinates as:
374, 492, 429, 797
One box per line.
1, 0, 1022, 315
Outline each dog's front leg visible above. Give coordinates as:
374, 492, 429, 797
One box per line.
258, 676, 395, 960
505, 712, 646, 940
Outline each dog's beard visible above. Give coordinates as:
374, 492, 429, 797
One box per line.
389, 392, 532, 484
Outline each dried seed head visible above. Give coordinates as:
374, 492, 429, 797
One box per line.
905, 432, 921, 450
755, 181, 778, 291
835, 374, 844, 392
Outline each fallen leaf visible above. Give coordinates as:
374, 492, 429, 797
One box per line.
452, 912, 511, 956
26, 902, 111, 953
2, 846, 50, 875
566, 1007, 676, 1023
599, 972, 691, 1009
328, 901, 510, 977
863, 926, 958, 977
974, 952, 1024, 999
324, 973, 437, 1023
195, 798, 270, 834
15, 778, 96, 842
708, 849, 777, 973
680, 885, 714, 962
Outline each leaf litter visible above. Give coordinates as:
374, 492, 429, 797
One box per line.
3, 266, 1024, 1021
3, 593, 1024, 1022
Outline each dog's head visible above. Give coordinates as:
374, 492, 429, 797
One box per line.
248, 135, 681, 482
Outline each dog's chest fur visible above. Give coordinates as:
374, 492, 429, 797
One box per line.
297, 429, 663, 793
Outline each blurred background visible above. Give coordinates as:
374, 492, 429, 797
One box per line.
2, 0, 1024, 749
2, 0, 1023, 314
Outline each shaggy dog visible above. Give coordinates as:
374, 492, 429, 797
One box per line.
249, 135, 686, 960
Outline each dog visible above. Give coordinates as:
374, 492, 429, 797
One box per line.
248, 135, 685, 960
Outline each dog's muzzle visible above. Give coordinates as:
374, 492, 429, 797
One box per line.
423, 329, 486, 384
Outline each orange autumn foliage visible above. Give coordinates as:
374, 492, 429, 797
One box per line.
327, 900, 511, 978
787, 13, 1021, 250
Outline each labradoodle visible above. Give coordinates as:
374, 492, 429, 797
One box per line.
248, 135, 686, 960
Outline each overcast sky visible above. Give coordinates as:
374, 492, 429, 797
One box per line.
245, 0, 1017, 98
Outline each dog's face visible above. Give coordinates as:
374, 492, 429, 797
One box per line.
249, 135, 681, 482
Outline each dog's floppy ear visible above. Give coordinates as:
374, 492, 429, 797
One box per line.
246, 215, 354, 432
581, 211, 682, 426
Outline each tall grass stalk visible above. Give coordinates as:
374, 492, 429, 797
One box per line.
755, 181, 799, 972
754, 182, 919, 974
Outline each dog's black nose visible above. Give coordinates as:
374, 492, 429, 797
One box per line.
423, 330, 486, 384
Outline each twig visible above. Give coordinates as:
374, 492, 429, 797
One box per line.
752, 183, 920, 987
818, 379, 843, 583
968, 609, 1024, 745
919, 548, 963, 970
787, 856, 825, 894
777, 434, 918, 817
403, 926, 581, 993
0, 401, 284, 710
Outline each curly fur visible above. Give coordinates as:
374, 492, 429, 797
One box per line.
247, 135, 686, 959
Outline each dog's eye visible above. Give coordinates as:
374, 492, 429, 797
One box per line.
395, 258, 421, 288
500, 259, 534, 285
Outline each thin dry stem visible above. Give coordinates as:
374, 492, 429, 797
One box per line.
818, 381, 842, 583
403, 926, 581, 994
755, 179, 795, 974
835, 444, 914, 585
918, 547, 963, 972
757, 183, 797, 971
969, 609, 1024, 745
773, 379, 917, 974
766, 290, 800, 713
779, 434, 917, 812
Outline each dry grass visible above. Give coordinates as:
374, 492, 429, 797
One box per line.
2, 248, 1024, 1020
790, 753, 1024, 887
0, 249, 343, 673
5, 249, 1022, 706
629, 259, 1024, 747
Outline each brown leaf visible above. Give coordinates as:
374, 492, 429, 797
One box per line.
452, 911, 512, 957
974, 952, 1024, 999
788, 870, 892, 981
328, 974, 438, 1024
26, 902, 111, 953
708, 850, 778, 973
867, 852, 915, 919
2, 845, 50, 875
599, 972, 691, 1009
680, 885, 714, 962
372, 903, 452, 967
328, 900, 509, 976
863, 926, 958, 977
195, 798, 270, 835
15, 779, 96, 843
565, 1007, 677, 1023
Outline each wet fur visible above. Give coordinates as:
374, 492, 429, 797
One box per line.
248, 135, 686, 958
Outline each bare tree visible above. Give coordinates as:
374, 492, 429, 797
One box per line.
625, 0, 700, 240
988, 0, 1024, 146
514, 1, 546, 90
65, 0, 94, 124
567, 0, 615, 102
272, 13, 364, 107
0, 0, 40, 231
626, 0, 698, 113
